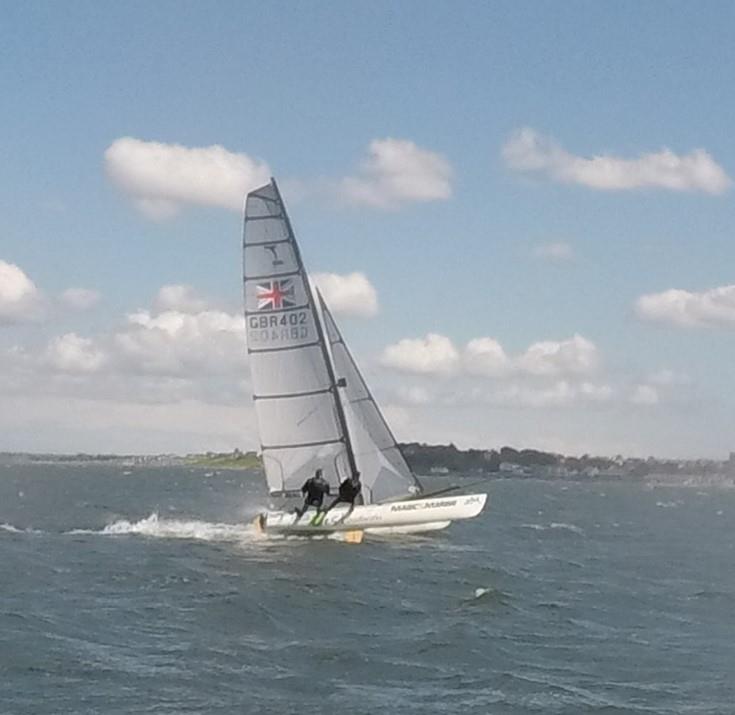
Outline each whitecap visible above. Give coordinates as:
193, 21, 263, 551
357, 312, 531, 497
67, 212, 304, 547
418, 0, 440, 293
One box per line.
67, 512, 261, 542
0, 523, 23, 533
549, 522, 584, 535
0, 523, 42, 534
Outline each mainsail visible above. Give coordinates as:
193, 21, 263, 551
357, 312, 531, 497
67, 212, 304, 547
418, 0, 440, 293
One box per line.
318, 291, 423, 504
243, 180, 357, 496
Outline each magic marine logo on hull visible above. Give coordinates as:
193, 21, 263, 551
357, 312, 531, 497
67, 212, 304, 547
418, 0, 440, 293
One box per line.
390, 499, 457, 512
256, 279, 296, 310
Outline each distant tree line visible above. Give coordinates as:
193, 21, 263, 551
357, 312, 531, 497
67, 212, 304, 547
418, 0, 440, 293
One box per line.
399, 442, 616, 474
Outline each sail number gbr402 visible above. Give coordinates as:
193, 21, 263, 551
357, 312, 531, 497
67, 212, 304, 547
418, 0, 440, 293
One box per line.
247, 310, 310, 345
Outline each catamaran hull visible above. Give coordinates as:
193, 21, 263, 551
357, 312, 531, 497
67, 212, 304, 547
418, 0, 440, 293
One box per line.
258, 493, 488, 535
365, 521, 451, 535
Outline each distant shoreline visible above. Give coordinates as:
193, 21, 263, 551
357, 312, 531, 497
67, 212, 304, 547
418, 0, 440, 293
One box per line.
2, 444, 733, 484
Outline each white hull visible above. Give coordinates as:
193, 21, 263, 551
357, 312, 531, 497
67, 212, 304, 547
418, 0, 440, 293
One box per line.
259, 493, 487, 535
365, 521, 451, 535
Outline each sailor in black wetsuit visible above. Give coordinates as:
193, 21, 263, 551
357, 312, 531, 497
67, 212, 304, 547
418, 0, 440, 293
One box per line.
294, 468, 330, 518
324, 473, 362, 519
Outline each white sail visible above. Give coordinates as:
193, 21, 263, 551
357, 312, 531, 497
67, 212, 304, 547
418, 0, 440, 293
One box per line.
243, 180, 356, 496
318, 291, 422, 504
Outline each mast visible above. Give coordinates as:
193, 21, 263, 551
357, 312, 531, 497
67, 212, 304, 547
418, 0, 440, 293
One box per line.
269, 179, 359, 482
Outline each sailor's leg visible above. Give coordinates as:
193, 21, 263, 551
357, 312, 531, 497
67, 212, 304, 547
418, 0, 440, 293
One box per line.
254, 512, 267, 532
335, 500, 354, 524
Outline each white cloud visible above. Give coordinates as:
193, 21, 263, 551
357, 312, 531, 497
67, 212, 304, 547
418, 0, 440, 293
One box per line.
635, 284, 735, 328
45, 333, 108, 373
14, 283, 244, 381
503, 128, 731, 194
516, 334, 599, 376
382, 332, 599, 381
380, 333, 460, 375
494, 380, 613, 408
380, 404, 412, 433
463, 337, 511, 377
153, 284, 209, 314
631, 385, 659, 406
395, 385, 433, 406
533, 241, 574, 261
0, 260, 43, 323
341, 138, 453, 209
105, 136, 454, 218
312, 272, 378, 318
579, 382, 614, 401
13, 286, 247, 388
104, 137, 271, 218
60, 287, 100, 311
114, 307, 246, 377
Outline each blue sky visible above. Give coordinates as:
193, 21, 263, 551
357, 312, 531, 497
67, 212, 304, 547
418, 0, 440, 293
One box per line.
2, 1, 734, 457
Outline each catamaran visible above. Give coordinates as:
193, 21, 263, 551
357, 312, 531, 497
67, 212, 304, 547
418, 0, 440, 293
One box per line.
243, 179, 487, 539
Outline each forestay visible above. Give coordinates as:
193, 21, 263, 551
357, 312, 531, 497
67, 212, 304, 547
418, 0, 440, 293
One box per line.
243, 180, 353, 495
318, 291, 423, 504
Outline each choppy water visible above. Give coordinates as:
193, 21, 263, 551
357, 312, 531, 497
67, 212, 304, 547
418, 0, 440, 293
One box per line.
1, 464, 734, 714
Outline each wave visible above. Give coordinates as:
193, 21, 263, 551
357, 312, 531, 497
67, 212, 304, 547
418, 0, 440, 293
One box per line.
466, 586, 511, 606
689, 589, 735, 603
550, 522, 584, 534
520, 522, 584, 535
0, 523, 42, 534
4, 513, 372, 546
67, 512, 261, 542
65, 512, 358, 544
1, 523, 23, 533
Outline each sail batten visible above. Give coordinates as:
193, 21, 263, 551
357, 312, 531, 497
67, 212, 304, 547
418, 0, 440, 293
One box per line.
245, 305, 311, 317
248, 340, 321, 355
253, 387, 334, 401
244, 269, 303, 282
261, 437, 344, 450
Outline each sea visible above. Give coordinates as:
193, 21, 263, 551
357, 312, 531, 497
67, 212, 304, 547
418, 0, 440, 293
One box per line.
1, 463, 734, 715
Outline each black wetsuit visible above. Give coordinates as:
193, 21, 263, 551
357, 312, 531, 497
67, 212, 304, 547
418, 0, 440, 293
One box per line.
295, 475, 330, 517
325, 477, 362, 513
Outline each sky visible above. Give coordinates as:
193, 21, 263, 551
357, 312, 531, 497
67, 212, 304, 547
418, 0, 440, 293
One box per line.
2, 1, 734, 458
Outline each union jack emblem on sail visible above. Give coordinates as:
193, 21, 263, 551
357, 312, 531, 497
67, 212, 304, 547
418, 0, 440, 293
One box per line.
256, 279, 296, 310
